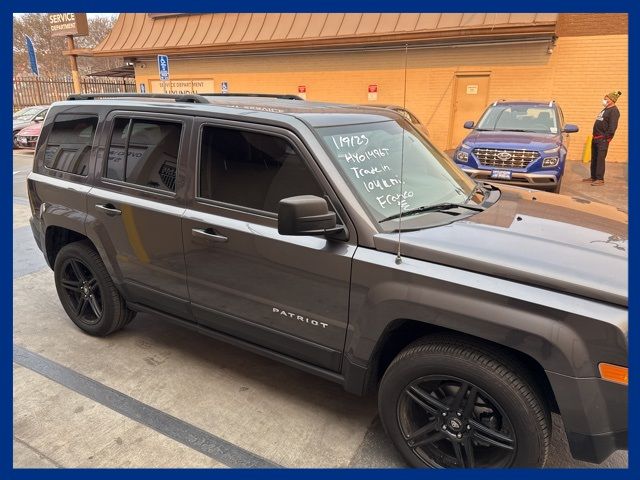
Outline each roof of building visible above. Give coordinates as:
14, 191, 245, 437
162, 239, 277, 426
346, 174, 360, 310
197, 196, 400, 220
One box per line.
92, 13, 558, 57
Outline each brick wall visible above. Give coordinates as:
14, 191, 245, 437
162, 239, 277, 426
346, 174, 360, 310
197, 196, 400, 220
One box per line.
557, 13, 628, 37
134, 33, 628, 161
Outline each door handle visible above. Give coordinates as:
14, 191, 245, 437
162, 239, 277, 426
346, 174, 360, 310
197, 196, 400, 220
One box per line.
192, 227, 228, 243
95, 203, 122, 216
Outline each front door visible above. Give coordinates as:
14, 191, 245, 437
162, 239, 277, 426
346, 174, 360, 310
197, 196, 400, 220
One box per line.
182, 121, 355, 371
448, 74, 491, 150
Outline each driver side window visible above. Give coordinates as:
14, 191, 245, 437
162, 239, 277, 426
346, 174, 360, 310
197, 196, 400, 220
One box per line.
198, 126, 325, 213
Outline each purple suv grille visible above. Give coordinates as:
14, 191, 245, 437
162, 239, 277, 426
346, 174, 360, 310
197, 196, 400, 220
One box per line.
473, 148, 539, 169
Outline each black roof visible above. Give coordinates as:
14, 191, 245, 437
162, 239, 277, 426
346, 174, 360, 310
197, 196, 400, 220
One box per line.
62, 93, 402, 127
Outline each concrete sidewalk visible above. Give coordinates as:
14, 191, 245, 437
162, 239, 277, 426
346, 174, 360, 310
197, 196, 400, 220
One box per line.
560, 160, 627, 212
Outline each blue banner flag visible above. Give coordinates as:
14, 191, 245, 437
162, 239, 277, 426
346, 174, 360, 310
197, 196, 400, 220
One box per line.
25, 36, 39, 76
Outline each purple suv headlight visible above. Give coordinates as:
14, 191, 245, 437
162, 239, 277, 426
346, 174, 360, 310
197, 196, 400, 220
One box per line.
456, 143, 471, 162
542, 147, 561, 168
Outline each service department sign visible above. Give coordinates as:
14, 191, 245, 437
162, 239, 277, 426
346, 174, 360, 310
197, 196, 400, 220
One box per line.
150, 79, 214, 94
48, 13, 89, 37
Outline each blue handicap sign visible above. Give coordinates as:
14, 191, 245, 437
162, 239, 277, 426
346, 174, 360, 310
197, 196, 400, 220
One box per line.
140, 83, 146, 93
157, 55, 170, 81
221, 81, 228, 94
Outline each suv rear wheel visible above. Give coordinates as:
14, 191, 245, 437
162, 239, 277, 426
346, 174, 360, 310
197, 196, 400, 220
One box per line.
54, 240, 135, 336
378, 335, 550, 468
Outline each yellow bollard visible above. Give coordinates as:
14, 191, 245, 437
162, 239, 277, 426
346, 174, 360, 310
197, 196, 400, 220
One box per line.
582, 135, 592, 163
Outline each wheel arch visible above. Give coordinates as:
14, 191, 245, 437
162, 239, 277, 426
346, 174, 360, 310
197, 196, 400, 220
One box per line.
364, 319, 559, 414
45, 225, 91, 268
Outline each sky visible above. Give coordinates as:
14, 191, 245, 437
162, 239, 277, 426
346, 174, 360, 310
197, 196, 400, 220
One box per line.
13, 13, 117, 19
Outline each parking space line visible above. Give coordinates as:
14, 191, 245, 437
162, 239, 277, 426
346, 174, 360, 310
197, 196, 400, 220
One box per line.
14, 436, 64, 468
13, 344, 281, 468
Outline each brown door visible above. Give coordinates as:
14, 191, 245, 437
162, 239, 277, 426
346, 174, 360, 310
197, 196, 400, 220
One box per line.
448, 74, 490, 150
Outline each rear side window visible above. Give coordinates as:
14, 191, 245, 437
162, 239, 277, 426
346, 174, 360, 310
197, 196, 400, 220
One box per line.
106, 118, 182, 192
44, 114, 98, 175
199, 126, 324, 213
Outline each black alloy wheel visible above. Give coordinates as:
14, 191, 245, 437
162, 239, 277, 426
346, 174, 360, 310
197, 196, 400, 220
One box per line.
54, 240, 135, 336
397, 376, 516, 468
379, 337, 550, 468
59, 258, 103, 324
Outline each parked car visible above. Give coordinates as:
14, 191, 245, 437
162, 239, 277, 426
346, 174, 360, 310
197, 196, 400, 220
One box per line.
453, 101, 578, 193
13, 105, 48, 149
363, 104, 430, 137
28, 93, 626, 468
15, 121, 42, 149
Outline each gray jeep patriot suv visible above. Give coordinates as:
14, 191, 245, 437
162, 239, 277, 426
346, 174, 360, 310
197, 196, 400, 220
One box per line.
27, 93, 627, 468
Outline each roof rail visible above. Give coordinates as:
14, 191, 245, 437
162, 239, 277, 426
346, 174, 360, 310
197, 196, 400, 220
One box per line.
66, 93, 210, 104
202, 93, 304, 100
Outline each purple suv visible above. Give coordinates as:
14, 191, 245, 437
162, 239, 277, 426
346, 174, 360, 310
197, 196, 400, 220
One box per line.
453, 100, 579, 193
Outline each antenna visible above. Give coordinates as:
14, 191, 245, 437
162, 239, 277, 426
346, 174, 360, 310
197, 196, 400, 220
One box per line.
395, 43, 409, 265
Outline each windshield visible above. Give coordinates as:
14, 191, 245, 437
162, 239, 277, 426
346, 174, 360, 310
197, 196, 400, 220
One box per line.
13, 107, 42, 121
316, 120, 477, 224
476, 105, 558, 134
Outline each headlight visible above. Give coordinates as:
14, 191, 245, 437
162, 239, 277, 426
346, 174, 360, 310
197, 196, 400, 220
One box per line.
542, 157, 559, 167
456, 151, 469, 162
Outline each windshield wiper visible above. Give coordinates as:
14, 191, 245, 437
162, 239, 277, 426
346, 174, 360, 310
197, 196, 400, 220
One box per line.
379, 202, 485, 223
495, 129, 529, 132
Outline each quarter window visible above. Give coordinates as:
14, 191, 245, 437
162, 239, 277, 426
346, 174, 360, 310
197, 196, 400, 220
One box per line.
44, 114, 98, 175
199, 126, 324, 213
106, 118, 182, 192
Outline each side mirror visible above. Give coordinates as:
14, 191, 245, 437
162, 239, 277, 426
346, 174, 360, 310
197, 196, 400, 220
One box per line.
463, 120, 475, 129
278, 195, 340, 236
563, 124, 579, 133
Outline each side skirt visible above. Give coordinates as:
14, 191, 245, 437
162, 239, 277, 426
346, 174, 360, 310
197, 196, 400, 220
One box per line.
127, 301, 350, 388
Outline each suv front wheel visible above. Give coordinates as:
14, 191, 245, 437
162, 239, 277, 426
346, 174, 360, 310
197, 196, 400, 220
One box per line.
54, 240, 135, 336
378, 335, 550, 468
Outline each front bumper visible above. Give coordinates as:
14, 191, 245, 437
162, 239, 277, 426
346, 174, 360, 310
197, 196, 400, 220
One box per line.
546, 371, 627, 464
17, 136, 38, 148
459, 167, 559, 190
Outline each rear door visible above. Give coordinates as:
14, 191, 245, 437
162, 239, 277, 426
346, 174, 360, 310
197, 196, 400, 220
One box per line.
86, 111, 193, 320
182, 119, 356, 371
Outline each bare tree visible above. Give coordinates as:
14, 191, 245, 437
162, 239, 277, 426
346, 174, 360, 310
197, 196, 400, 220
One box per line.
13, 14, 123, 77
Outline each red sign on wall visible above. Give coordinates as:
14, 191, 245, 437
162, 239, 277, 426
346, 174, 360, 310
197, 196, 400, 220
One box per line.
368, 84, 378, 101
298, 85, 306, 93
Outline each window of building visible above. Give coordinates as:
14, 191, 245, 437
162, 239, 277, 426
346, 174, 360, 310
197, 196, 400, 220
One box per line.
106, 118, 182, 192
199, 126, 324, 213
44, 114, 98, 175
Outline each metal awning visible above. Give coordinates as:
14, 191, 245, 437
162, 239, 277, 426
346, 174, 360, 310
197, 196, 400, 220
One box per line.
86, 65, 135, 78
92, 13, 558, 57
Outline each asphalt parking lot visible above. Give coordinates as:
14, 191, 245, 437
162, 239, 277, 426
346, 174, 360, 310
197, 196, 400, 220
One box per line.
13, 149, 628, 468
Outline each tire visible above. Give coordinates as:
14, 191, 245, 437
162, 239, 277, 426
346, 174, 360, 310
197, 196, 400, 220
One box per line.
54, 240, 135, 336
378, 335, 550, 468
13, 131, 20, 149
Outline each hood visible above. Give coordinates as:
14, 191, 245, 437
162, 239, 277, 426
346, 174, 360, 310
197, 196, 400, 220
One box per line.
375, 186, 628, 306
465, 130, 561, 150
18, 123, 42, 136
13, 120, 32, 131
